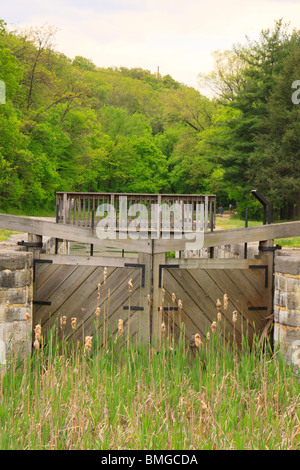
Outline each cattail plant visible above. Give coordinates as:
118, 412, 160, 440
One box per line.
195, 333, 202, 348
232, 310, 238, 344
161, 287, 165, 322
34, 324, 42, 342
127, 279, 133, 348
171, 292, 176, 344
118, 319, 124, 336
84, 336, 93, 353
223, 293, 228, 312
34, 324, 42, 350
60, 316, 67, 331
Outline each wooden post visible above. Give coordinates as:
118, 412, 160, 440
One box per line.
204, 195, 208, 232
259, 239, 274, 317
27, 234, 42, 260
152, 250, 165, 348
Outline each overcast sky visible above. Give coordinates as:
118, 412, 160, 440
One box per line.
2, 0, 300, 89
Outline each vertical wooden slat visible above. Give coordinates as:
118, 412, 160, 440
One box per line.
82, 196, 86, 227
204, 195, 208, 232
63, 193, 67, 224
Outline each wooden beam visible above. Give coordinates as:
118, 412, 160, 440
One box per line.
166, 257, 266, 270
0, 213, 152, 254
153, 220, 300, 253
39, 253, 138, 267
1, 213, 299, 254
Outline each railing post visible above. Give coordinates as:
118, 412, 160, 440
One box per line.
204, 195, 208, 232
244, 208, 248, 259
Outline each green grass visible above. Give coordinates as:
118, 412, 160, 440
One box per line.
0, 318, 299, 450
0, 229, 20, 242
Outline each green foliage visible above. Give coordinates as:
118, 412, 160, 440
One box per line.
0, 18, 300, 217
200, 19, 300, 218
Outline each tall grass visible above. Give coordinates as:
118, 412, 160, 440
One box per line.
0, 310, 299, 450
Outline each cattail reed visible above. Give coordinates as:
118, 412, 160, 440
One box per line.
34, 324, 42, 351
161, 287, 165, 318
195, 333, 202, 348
211, 321, 216, 333
60, 316, 67, 330
71, 317, 77, 330
224, 293, 228, 311
34, 324, 42, 342
118, 319, 123, 336
84, 336, 93, 353
172, 293, 176, 344
127, 279, 133, 347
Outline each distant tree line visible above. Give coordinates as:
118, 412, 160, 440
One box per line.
0, 19, 299, 219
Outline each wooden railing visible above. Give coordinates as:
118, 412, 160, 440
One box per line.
56, 192, 217, 232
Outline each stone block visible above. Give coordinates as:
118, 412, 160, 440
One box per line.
0, 250, 32, 270
275, 254, 300, 276
0, 269, 32, 288
0, 287, 27, 305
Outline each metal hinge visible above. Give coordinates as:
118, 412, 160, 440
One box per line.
123, 306, 144, 311
259, 244, 282, 252
158, 264, 179, 288
33, 258, 53, 282
124, 263, 145, 287
249, 264, 269, 288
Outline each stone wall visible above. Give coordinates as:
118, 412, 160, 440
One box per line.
0, 250, 33, 366
274, 251, 300, 370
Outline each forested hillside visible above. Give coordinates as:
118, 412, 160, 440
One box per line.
0, 19, 299, 219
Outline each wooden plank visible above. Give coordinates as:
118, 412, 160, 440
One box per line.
34, 265, 98, 320
39, 253, 138, 267
34, 263, 61, 291
163, 269, 211, 340
168, 267, 242, 343
161, 288, 195, 341
34, 264, 81, 316
2, 213, 297, 253
166, 257, 265, 270
187, 266, 255, 342
153, 221, 300, 252
38, 265, 120, 331
205, 269, 262, 340
67, 268, 140, 343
